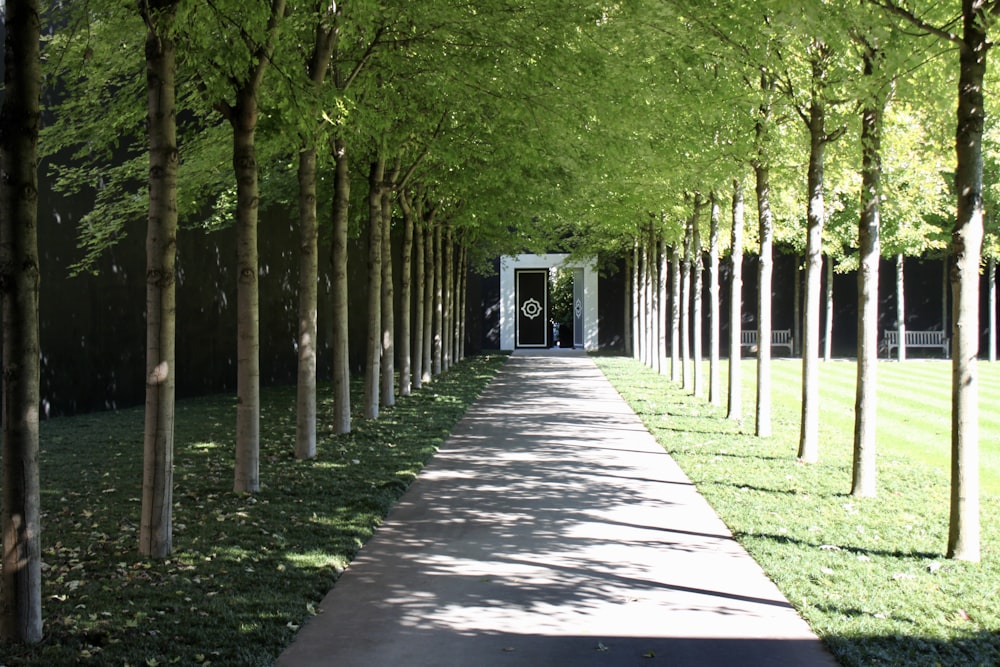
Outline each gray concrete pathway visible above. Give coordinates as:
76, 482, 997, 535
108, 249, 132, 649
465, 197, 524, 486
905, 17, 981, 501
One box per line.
277, 350, 840, 667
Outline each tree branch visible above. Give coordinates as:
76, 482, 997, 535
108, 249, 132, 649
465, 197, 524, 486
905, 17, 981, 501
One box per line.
866, 0, 963, 48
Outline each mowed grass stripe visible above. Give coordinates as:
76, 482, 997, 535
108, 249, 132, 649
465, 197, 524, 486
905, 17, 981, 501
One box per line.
699, 358, 1000, 495
595, 355, 999, 667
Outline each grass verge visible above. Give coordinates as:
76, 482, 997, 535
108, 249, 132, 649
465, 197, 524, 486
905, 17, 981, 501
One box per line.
594, 356, 999, 667
3, 353, 508, 667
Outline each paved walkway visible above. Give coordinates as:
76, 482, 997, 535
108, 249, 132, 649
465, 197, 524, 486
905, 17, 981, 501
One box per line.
277, 350, 840, 667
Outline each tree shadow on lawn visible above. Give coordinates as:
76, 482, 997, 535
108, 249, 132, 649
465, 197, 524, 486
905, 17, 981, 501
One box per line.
733, 529, 942, 561
822, 625, 1000, 667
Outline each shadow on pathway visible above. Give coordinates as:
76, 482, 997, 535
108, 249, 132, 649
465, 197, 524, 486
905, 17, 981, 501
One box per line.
277, 350, 840, 667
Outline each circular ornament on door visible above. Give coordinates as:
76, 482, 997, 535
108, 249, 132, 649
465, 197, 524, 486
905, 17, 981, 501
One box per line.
521, 298, 543, 320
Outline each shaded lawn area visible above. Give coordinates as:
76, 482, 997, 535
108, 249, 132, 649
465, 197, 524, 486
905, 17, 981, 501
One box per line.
2, 353, 508, 667
595, 356, 999, 667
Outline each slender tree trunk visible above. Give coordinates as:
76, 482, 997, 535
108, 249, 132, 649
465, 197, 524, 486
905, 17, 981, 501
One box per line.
658, 234, 669, 375
443, 227, 453, 369
709, 195, 721, 405
422, 220, 434, 383
650, 230, 661, 373
728, 179, 745, 421
824, 255, 834, 362
0, 0, 42, 643
692, 197, 704, 398
624, 252, 633, 358
852, 41, 883, 498
399, 194, 415, 397
379, 178, 395, 408
896, 253, 906, 362
638, 239, 647, 365
947, 3, 986, 561
232, 91, 262, 494
295, 146, 319, 459
412, 205, 425, 390
670, 245, 682, 382
432, 223, 443, 375
799, 84, 830, 463
457, 242, 468, 361
755, 153, 774, 437
631, 241, 640, 360
330, 138, 351, 434
989, 257, 996, 363
363, 158, 384, 420
140, 3, 179, 558
294, 16, 337, 459
681, 218, 693, 390
229, 0, 285, 493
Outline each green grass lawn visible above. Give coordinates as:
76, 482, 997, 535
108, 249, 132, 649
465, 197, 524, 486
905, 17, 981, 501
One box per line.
595, 355, 1000, 667
2, 354, 508, 667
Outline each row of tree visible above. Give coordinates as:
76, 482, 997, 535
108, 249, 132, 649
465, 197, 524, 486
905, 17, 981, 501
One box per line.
1, 0, 610, 644
604, 0, 996, 574
3, 0, 999, 647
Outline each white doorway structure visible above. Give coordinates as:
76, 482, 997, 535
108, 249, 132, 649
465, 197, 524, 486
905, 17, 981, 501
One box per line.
499, 253, 599, 351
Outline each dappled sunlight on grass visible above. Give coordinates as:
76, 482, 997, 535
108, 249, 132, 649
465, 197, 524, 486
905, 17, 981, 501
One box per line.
1, 354, 508, 667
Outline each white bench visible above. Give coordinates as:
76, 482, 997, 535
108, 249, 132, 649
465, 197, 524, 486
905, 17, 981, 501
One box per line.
740, 329, 793, 355
883, 330, 949, 357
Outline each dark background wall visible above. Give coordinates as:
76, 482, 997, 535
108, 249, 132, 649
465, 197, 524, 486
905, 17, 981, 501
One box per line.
4, 24, 997, 420
30, 171, 998, 417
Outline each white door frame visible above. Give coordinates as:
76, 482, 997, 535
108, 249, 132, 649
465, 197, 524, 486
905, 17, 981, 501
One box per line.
499, 253, 598, 351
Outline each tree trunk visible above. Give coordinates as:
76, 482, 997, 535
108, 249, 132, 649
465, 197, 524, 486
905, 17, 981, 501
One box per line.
681, 217, 693, 390
399, 193, 415, 397
379, 177, 395, 408
294, 15, 338, 458
363, 158, 384, 420
295, 145, 319, 459
947, 3, 986, 561
755, 152, 774, 438
631, 241, 640, 360
709, 195, 722, 405
728, 179, 745, 421
692, 197, 704, 398
657, 234, 669, 375
230, 0, 284, 493
140, 3, 179, 559
650, 228, 661, 373
443, 227, 454, 370
0, 0, 42, 643
824, 255, 834, 362
896, 253, 906, 362
457, 241, 468, 361
232, 91, 262, 494
330, 137, 351, 434
411, 204, 425, 390
432, 222, 443, 375
639, 237, 649, 366
670, 245, 681, 382
799, 83, 829, 463
422, 220, 434, 383
852, 41, 883, 498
